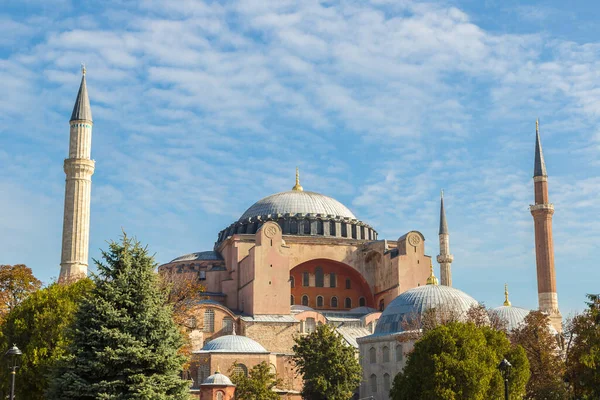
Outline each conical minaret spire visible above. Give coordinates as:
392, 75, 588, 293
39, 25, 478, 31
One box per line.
529, 119, 561, 332
437, 190, 454, 286
59, 65, 95, 283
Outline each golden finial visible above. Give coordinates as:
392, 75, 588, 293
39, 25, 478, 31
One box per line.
536, 118, 539, 134
426, 261, 438, 285
81, 63, 86, 76
503, 283, 511, 306
292, 167, 303, 191
216, 366, 221, 374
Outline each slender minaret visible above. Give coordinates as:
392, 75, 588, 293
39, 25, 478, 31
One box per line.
59, 65, 95, 283
437, 190, 454, 286
530, 119, 561, 332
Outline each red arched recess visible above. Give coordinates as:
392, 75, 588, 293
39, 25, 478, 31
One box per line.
290, 259, 374, 310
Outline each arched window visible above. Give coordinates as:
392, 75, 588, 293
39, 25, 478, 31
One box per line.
369, 347, 376, 364
329, 220, 336, 235
197, 364, 210, 387
383, 346, 390, 363
302, 295, 309, 306
359, 297, 366, 307
370, 374, 377, 393
341, 223, 347, 237
317, 219, 324, 234
303, 272, 309, 287
351, 224, 357, 239
316, 296, 324, 308
346, 278, 351, 289
232, 364, 248, 377
290, 276, 294, 288
396, 345, 403, 362
290, 219, 298, 234
306, 317, 316, 333
329, 273, 336, 288
203, 309, 215, 332
379, 299, 385, 311
304, 218, 311, 234
315, 267, 324, 287
216, 391, 224, 400
383, 373, 390, 392
222, 317, 233, 333
331, 296, 338, 308
345, 297, 352, 309
290, 295, 295, 305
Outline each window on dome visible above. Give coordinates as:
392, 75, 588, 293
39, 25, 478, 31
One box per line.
382, 346, 390, 363
330, 273, 336, 288
329, 220, 336, 236
303, 272, 309, 287
341, 223, 347, 237
315, 267, 324, 287
317, 219, 324, 234
351, 225, 357, 239
232, 364, 248, 377
369, 347, 376, 364
331, 296, 338, 308
384, 373, 391, 392
396, 345, 403, 362
304, 219, 311, 234
316, 296, 324, 308
302, 295, 309, 306
290, 219, 298, 234
306, 317, 316, 333
370, 374, 377, 393
290, 295, 294, 305
359, 297, 366, 307
346, 278, 351, 289
222, 317, 233, 333
203, 309, 215, 333
345, 297, 352, 309
290, 276, 295, 288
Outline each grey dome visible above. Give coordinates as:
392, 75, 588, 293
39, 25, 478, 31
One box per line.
201, 334, 268, 353
240, 190, 356, 220
202, 371, 234, 386
375, 285, 480, 335
489, 306, 530, 331
170, 251, 222, 263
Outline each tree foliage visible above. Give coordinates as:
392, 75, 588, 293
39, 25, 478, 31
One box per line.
47, 234, 190, 399
391, 322, 529, 400
565, 293, 600, 399
510, 310, 569, 399
0, 279, 93, 400
292, 324, 361, 400
229, 361, 281, 400
0, 264, 42, 318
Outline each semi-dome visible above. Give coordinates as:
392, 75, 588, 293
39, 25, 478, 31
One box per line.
202, 371, 234, 386
170, 251, 222, 263
375, 284, 480, 335
201, 334, 268, 353
489, 305, 530, 331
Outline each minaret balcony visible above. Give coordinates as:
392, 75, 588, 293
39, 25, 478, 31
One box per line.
529, 203, 554, 212
437, 254, 454, 264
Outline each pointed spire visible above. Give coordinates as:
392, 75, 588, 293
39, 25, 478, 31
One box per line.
292, 167, 303, 191
439, 189, 448, 235
215, 366, 221, 374
503, 283, 512, 306
70, 64, 92, 122
426, 261, 439, 285
534, 118, 547, 177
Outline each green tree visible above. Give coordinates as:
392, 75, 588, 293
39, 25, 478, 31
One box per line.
47, 235, 190, 399
0, 279, 93, 399
565, 293, 600, 399
292, 324, 361, 400
390, 322, 529, 400
510, 311, 569, 399
230, 361, 281, 400
0, 264, 42, 318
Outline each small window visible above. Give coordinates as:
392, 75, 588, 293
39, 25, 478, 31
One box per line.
303, 272, 309, 287
369, 347, 376, 364
232, 364, 248, 377
383, 346, 390, 363
359, 297, 366, 307
331, 296, 338, 308
203, 309, 215, 333
396, 345, 403, 362
315, 267, 324, 287
384, 373, 390, 392
222, 317, 233, 333
379, 299, 385, 311
216, 391, 224, 400
304, 219, 311, 234
316, 296, 324, 308
317, 219, 324, 234
330, 273, 336, 288
351, 225, 357, 239
306, 317, 316, 333
302, 295, 309, 306
346, 278, 351, 289
345, 297, 352, 309
370, 374, 377, 393
341, 223, 347, 237
290, 295, 295, 305
290, 219, 298, 234
329, 220, 336, 235
290, 276, 295, 288
197, 364, 210, 387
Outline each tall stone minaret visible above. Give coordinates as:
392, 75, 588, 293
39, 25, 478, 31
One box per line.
59, 65, 94, 283
437, 190, 453, 286
530, 119, 561, 332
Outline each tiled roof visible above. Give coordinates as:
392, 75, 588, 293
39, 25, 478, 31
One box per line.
239, 314, 297, 323
336, 325, 372, 349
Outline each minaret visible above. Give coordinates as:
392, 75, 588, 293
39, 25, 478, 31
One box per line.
530, 119, 561, 332
437, 190, 454, 286
59, 65, 95, 283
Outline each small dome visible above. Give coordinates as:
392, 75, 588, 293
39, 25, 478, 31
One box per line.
375, 285, 480, 335
240, 190, 356, 221
170, 251, 222, 263
201, 334, 268, 353
202, 371, 234, 386
489, 306, 530, 331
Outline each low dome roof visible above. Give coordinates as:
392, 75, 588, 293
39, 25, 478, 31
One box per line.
202, 371, 234, 386
375, 285, 480, 335
239, 190, 356, 221
201, 334, 268, 353
489, 306, 530, 331
170, 251, 222, 263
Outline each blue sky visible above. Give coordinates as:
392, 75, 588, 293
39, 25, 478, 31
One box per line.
1, 0, 599, 316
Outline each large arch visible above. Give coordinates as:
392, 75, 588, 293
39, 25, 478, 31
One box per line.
290, 258, 375, 310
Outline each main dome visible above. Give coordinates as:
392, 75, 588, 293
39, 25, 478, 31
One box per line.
239, 190, 356, 221
375, 284, 480, 335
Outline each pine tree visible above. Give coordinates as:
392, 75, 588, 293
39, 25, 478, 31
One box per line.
47, 235, 190, 399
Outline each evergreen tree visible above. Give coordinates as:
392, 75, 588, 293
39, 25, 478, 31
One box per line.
47, 235, 190, 399
0, 279, 93, 399
292, 324, 361, 400
390, 322, 529, 400
230, 361, 281, 400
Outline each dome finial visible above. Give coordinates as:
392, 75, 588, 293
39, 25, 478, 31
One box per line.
292, 167, 303, 191
504, 283, 511, 306
216, 366, 221, 374
426, 261, 438, 285
81, 62, 86, 76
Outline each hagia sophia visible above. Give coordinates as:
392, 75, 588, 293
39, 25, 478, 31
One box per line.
58, 69, 562, 400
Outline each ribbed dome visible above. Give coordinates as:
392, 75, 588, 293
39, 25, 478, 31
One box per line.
201, 334, 268, 353
239, 190, 356, 221
170, 251, 222, 263
375, 285, 480, 335
202, 371, 234, 386
489, 306, 530, 331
